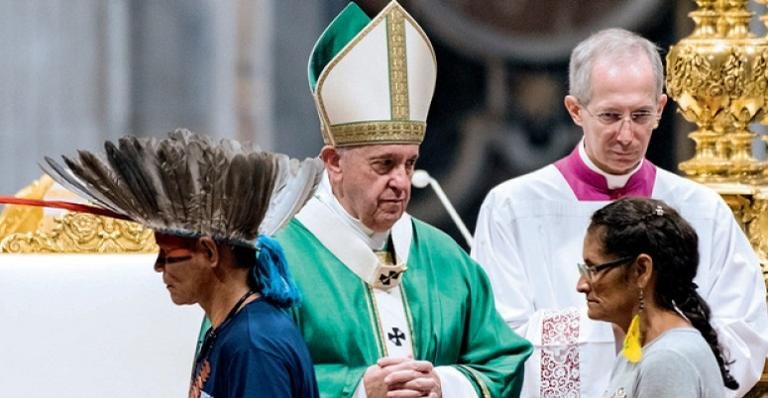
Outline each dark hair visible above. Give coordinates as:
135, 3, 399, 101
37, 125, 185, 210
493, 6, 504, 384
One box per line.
230, 243, 258, 269
588, 197, 738, 390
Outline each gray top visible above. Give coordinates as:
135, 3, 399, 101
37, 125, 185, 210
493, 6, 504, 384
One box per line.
603, 327, 726, 398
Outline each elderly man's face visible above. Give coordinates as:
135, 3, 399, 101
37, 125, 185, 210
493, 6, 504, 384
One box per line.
565, 57, 667, 175
324, 144, 419, 232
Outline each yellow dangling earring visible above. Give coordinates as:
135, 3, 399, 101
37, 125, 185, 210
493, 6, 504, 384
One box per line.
622, 289, 644, 363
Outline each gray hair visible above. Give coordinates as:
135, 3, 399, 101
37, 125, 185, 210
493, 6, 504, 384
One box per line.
568, 28, 664, 104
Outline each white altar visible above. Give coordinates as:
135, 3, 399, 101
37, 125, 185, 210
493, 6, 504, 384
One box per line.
0, 253, 203, 397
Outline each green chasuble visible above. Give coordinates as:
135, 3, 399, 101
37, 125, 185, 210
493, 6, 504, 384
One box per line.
276, 217, 532, 398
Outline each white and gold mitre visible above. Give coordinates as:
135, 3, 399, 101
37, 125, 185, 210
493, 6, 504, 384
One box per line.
308, 1, 437, 147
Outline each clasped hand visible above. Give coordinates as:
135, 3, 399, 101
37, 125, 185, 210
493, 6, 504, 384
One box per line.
363, 356, 441, 398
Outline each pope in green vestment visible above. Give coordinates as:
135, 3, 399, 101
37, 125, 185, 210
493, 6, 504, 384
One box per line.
277, 213, 532, 397
277, 1, 532, 396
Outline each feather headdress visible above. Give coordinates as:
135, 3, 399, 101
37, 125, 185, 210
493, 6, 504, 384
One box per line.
39, 129, 323, 247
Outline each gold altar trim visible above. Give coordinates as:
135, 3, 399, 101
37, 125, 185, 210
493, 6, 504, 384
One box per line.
0, 212, 157, 254
703, 184, 768, 301
0, 175, 157, 254
0, 176, 53, 238
706, 182, 760, 196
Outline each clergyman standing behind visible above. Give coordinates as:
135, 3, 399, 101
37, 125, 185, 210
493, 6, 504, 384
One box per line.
471, 28, 768, 397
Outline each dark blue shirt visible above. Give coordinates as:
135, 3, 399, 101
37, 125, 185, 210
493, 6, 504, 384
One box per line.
190, 298, 319, 398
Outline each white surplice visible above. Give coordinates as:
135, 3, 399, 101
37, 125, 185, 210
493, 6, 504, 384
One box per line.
472, 146, 768, 398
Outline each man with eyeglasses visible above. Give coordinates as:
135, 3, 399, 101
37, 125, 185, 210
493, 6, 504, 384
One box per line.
471, 28, 768, 397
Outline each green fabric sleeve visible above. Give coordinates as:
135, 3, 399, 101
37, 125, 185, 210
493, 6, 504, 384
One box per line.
410, 219, 533, 397
195, 316, 212, 358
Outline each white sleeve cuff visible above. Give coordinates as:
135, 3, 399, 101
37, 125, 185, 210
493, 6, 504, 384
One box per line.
435, 366, 479, 398
352, 378, 367, 398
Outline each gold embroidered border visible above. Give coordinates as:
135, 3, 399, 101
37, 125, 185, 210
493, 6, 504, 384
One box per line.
366, 283, 419, 360
329, 121, 425, 147
458, 364, 491, 398
399, 284, 417, 354
365, 284, 388, 357
387, 7, 409, 121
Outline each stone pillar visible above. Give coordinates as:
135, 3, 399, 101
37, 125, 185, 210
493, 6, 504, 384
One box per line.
0, 1, 332, 194
0, 0, 128, 192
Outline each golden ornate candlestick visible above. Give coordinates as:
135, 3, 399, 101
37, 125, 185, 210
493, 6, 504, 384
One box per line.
667, 0, 767, 183
667, 2, 768, 394
668, 0, 768, 261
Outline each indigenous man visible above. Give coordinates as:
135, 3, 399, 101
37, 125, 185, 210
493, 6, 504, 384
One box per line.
37, 130, 323, 398
276, 2, 532, 397
472, 28, 768, 397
